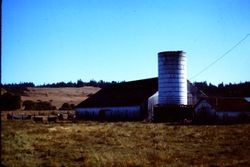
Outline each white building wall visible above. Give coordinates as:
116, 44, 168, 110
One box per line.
148, 91, 158, 121
75, 106, 141, 120
216, 111, 241, 122
194, 100, 215, 115
187, 81, 206, 105
245, 97, 250, 102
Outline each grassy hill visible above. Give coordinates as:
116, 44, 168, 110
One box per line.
21, 87, 101, 109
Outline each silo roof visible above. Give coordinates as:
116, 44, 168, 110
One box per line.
158, 51, 184, 55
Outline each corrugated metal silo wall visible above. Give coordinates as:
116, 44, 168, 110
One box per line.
158, 51, 187, 105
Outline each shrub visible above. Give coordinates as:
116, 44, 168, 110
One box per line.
59, 103, 75, 110
23, 100, 36, 110
23, 100, 56, 110
0, 92, 21, 110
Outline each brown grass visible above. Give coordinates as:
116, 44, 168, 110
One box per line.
21, 86, 100, 109
1, 121, 250, 166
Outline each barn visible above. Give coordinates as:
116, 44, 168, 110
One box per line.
194, 97, 250, 124
75, 78, 158, 121
75, 78, 204, 121
75, 51, 206, 121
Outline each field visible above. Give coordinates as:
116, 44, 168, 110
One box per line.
1, 120, 250, 167
21, 86, 100, 109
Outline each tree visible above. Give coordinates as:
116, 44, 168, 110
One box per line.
23, 100, 56, 110
76, 79, 85, 87
0, 93, 21, 110
23, 100, 36, 110
59, 103, 75, 110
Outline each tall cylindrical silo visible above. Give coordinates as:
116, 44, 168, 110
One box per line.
158, 51, 187, 105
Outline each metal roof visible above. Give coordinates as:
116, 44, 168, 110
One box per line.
76, 78, 158, 108
197, 97, 250, 112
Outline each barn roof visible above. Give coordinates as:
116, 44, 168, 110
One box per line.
199, 97, 250, 112
76, 78, 158, 108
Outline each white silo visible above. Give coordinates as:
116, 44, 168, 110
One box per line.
158, 51, 187, 105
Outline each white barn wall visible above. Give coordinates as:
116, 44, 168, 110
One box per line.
187, 81, 206, 105
75, 107, 100, 117
194, 99, 216, 123
216, 112, 241, 121
75, 106, 141, 120
148, 91, 158, 121
194, 100, 215, 115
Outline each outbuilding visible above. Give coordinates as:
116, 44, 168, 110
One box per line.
194, 97, 250, 124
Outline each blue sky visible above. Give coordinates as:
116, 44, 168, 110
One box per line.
2, 0, 250, 85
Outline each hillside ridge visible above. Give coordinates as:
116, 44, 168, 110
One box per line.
21, 86, 101, 109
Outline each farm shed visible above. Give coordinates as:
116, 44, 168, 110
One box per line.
194, 97, 250, 124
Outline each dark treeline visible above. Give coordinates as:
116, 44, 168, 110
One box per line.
37, 79, 123, 88
1, 80, 124, 91
194, 81, 250, 97
2, 82, 35, 95
3, 82, 35, 88
1, 80, 117, 96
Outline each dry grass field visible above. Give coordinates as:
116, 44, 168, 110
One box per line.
1, 120, 250, 167
21, 87, 101, 109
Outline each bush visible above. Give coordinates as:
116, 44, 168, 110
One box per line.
23, 100, 56, 110
23, 100, 36, 110
36, 101, 56, 110
59, 103, 75, 110
0, 93, 21, 110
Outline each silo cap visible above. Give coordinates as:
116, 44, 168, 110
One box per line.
158, 51, 185, 55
